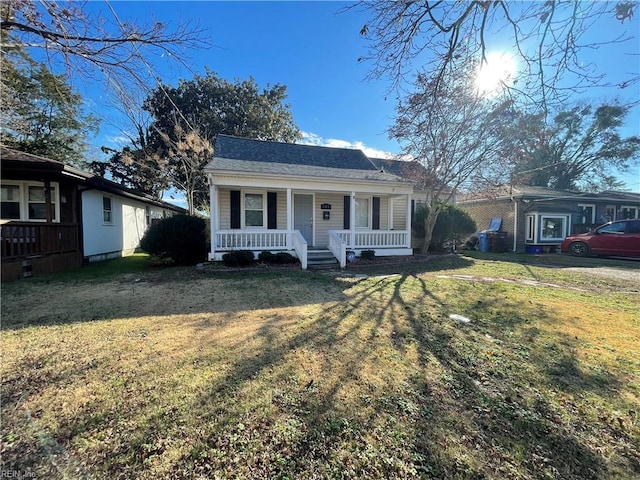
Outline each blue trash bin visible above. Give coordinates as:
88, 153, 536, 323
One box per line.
478, 231, 489, 252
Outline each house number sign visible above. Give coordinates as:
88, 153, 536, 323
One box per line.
320, 203, 331, 210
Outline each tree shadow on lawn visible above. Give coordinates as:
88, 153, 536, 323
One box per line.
0, 255, 474, 331
463, 250, 640, 271
170, 274, 634, 479
3, 270, 636, 479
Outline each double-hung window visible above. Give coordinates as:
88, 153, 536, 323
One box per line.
1, 185, 21, 219
354, 197, 370, 228
28, 186, 56, 220
577, 204, 595, 224
620, 206, 638, 219
244, 192, 265, 227
103, 197, 113, 224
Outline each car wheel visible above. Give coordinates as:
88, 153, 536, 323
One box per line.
569, 242, 590, 257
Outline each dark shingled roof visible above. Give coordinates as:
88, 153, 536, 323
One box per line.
456, 184, 640, 203
214, 135, 379, 171
369, 157, 426, 181
1, 145, 185, 212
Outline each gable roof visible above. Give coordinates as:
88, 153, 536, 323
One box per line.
214, 135, 378, 170
207, 135, 412, 185
0, 146, 185, 212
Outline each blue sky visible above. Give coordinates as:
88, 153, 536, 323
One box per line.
73, 1, 639, 195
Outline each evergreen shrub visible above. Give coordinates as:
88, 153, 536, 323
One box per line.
140, 214, 207, 265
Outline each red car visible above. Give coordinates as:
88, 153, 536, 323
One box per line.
561, 219, 640, 257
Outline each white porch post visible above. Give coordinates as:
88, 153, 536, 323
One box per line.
286, 187, 292, 249
405, 193, 412, 249
350, 191, 356, 248
209, 179, 217, 260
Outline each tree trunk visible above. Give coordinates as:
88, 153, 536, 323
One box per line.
421, 210, 440, 254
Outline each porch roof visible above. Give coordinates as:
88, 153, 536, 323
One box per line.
207, 157, 409, 183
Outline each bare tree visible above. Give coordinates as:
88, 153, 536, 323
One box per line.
390, 57, 513, 253
1, 0, 209, 88
157, 121, 213, 215
351, 1, 638, 107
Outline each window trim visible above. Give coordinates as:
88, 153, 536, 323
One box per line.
354, 195, 372, 230
1, 183, 22, 220
620, 206, 639, 220
102, 196, 114, 225
525, 215, 535, 242
539, 214, 569, 241
605, 205, 616, 222
241, 190, 267, 229
1, 181, 60, 222
577, 203, 596, 224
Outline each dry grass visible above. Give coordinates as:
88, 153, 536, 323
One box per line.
1, 254, 639, 479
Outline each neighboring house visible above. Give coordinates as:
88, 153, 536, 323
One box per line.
369, 157, 456, 207
456, 185, 640, 253
1, 147, 184, 281
204, 135, 416, 268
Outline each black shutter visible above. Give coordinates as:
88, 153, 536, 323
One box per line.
230, 190, 241, 228
372, 197, 380, 230
411, 200, 415, 226
267, 192, 277, 229
343, 196, 351, 229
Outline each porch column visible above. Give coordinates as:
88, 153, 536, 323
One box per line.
350, 191, 356, 248
286, 187, 292, 248
405, 193, 412, 249
209, 179, 217, 260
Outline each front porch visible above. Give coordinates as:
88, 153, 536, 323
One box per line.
208, 184, 414, 270
1, 222, 82, 280
211, 228, 412, 269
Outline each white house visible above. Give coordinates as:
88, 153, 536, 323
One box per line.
204, 135, 420, 269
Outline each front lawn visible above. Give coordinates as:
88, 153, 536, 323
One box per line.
1, 255, 638, 479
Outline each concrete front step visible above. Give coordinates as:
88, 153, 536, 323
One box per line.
307, 249, 339, 269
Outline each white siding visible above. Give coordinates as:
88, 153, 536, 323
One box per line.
315, 193, 345, 247
82, 190, 170, 260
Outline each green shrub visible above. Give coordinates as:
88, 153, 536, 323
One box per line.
413, 204, 477, 251
140, 215, 207, 265
274, 252, 297, 264
222, 250, 255, 267
258, 251, 275, 263
360, 249, 375, 260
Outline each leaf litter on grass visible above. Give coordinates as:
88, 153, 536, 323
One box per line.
1, 259, 639, 479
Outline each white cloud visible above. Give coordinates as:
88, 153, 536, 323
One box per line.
299, 131, 395, 159
105, 134, 131, 147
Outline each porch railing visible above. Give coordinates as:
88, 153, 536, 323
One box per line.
328, 230, 347, 268
333, 230, 409, 248
1, 222, 80, 260
292, 230, 308, 270
215, 230, 289, 249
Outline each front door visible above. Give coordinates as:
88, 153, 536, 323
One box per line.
294, 194, 313, 245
